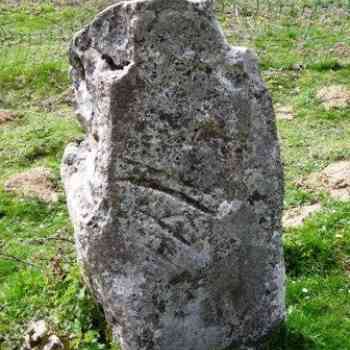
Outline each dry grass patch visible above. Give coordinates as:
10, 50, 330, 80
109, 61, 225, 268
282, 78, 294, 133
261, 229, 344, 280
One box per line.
0, 110, 20, 126
303, 161, 350, 201
40, 88, 74, 113
283, 203, 322, 229
316, 85, 350, 110
332, 43, 350, 59
275, 104, 296, 121
4, 167, 59, 203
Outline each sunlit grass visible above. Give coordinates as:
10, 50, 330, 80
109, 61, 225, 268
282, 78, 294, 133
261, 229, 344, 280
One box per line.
0, 1, 350, 349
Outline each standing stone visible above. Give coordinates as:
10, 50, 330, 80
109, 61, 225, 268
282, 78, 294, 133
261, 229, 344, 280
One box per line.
62, 0, 285, 349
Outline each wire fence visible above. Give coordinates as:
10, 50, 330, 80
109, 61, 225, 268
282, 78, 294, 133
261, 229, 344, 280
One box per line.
216, 0, 350, 70
0, 0, 350, 71
216, 0, 350, 16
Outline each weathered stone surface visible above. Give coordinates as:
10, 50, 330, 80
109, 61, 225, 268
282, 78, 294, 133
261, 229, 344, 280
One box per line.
42, 335, 64, 350
23, 320, 48, 349
21, 320, 63, 350
62, 1, 285, 349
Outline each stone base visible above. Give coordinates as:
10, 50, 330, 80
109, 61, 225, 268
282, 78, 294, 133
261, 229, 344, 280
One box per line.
228, 322, 287, 350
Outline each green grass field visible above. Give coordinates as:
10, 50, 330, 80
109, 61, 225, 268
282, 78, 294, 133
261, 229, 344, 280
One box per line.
0, 1, 350, 349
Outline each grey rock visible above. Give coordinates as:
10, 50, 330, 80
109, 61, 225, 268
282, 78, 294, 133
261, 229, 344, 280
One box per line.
21, 320, 64, 350
22, 320, 49, 350
42, 335, 64, 350
62, 0, 285, 349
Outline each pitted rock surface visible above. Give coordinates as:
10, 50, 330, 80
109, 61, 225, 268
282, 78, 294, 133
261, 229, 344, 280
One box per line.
62, 1, 285, 349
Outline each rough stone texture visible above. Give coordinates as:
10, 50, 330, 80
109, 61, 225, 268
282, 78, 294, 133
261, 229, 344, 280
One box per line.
21, 320, 63, 350
23, 320, 49, 349
61, 1, 285, 349
42, 336, 64, 350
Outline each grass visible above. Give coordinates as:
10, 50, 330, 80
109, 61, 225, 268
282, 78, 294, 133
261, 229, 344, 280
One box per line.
0, 1, 350, 349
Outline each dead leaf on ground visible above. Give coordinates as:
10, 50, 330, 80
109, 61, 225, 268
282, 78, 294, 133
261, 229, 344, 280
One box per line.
283, 203, 322, 229
4, 167, 59, 203
316, 85, 350, 110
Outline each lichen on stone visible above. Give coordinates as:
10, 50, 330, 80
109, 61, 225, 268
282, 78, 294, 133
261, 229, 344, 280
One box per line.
62, 1, 285, 349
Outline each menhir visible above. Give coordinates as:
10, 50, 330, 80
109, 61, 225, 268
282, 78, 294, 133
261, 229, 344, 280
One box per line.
62, 1, 285, 349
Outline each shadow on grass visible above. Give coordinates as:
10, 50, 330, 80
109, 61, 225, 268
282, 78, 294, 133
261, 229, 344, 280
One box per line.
226, 323, 317, 350
264, 324, 317, 350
